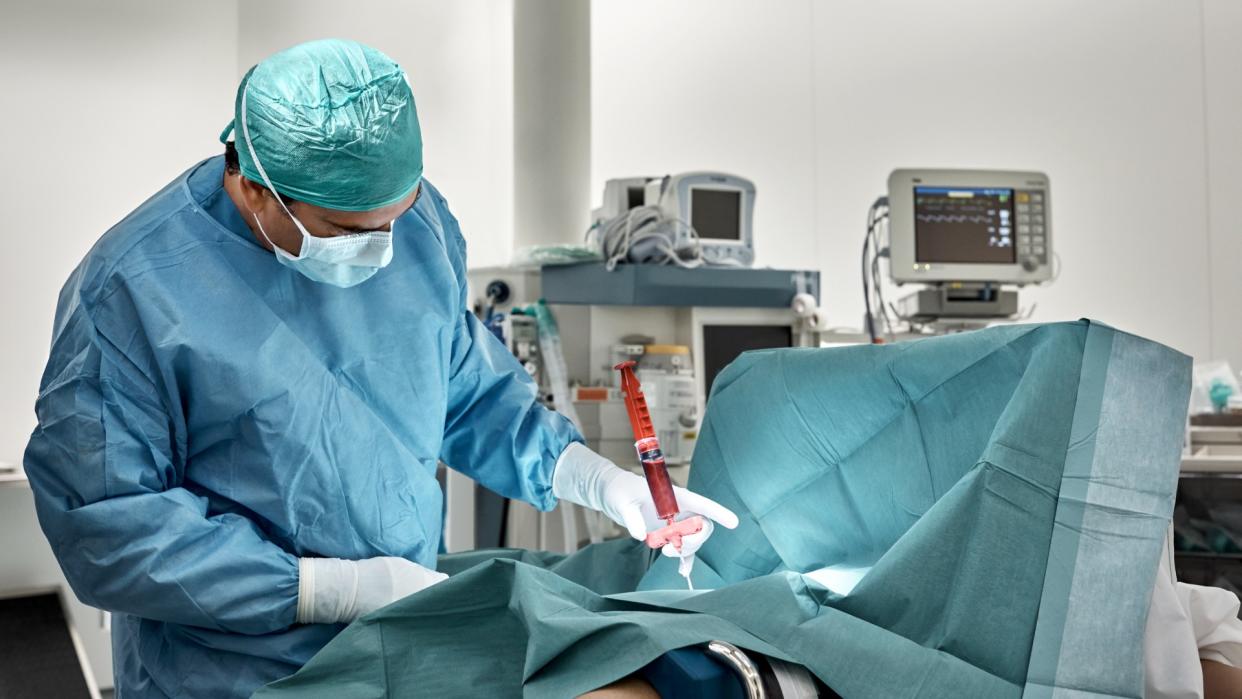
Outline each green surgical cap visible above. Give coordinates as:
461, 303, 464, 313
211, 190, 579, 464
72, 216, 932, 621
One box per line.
220, 38, 423, 212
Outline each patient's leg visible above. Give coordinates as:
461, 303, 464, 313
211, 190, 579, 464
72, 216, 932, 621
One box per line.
1203, 660, 1242, 699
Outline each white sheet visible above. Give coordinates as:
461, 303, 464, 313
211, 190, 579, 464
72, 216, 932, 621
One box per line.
1145, 531, 1242, 699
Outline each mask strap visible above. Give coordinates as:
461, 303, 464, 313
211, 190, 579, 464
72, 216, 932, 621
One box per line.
239, 81, 301, 225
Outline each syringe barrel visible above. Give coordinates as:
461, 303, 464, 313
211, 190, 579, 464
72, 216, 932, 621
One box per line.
636, 437, 679, 521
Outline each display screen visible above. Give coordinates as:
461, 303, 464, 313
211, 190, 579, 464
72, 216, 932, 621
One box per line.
913, 186, 1016, 264
702, 324, 793, 400
626, 185, 646, 210
691, 189, 742, 241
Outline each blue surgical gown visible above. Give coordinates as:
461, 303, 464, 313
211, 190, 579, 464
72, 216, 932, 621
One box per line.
22, 156, 581, 698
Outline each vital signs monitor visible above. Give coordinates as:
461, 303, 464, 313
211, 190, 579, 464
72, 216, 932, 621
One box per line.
887, 169, 1052, 285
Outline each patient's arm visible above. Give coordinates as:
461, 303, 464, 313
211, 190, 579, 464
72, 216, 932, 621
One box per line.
1203, 660, 1242, 699
579, 675, 660, 698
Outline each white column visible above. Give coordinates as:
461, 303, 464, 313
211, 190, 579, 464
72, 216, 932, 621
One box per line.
513, 0, 591, 249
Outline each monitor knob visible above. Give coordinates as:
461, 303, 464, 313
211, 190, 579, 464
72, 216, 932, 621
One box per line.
1021, 256, 1040, 272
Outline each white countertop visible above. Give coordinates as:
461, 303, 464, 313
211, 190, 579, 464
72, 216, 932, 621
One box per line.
0, 462, 27, 488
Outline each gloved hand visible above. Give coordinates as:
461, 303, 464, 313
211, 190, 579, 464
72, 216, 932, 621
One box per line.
552, 442, 739, 560
296, 556, 448, 625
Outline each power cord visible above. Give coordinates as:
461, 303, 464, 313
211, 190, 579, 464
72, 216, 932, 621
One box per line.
862, 196, 889, 343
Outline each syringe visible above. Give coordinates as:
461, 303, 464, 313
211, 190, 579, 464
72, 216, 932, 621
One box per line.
615, 361, 704, 552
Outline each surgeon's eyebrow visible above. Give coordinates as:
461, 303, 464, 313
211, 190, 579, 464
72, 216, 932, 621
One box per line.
323, 185, 421, 233
327, 221, 378, 233
320, 216, 388, 233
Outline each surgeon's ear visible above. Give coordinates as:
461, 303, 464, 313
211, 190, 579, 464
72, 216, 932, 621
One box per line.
236, 176, 273, 215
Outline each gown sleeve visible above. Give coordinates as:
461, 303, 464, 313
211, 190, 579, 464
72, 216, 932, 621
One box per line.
430, 190, 582, 511
24, 290, 300, 635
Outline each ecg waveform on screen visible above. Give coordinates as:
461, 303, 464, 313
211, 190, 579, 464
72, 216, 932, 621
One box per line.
913, 187, 1016, 264
915, 214, 993, 225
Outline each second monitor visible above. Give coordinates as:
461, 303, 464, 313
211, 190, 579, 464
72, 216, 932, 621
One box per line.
887, 169, 1052, 286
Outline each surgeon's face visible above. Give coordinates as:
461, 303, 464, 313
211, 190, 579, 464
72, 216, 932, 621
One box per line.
232, 174, 420, 256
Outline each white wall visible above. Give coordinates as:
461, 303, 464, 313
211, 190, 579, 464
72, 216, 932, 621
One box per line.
0, 0, 241, 463
592, 0, 820, 270
238, 0, 515, 270
593, 0, 1239, 365
0, 1, 242, 686
1204, 0, 1242, 369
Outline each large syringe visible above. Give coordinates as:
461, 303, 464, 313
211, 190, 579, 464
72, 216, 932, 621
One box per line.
614, 361, 704, 552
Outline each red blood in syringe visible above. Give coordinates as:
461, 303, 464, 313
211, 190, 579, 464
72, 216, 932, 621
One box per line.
615, 361, 681, 523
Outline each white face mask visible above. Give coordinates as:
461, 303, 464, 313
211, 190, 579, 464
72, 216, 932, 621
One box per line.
252, 211, 394, 288
241, 85, 395, 288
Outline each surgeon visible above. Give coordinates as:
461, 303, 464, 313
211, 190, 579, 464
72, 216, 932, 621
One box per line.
23, 39, 737, 698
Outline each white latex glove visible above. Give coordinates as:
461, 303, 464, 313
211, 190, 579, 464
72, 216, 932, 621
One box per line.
552, 442, 739, 560
296, 556, 448, 625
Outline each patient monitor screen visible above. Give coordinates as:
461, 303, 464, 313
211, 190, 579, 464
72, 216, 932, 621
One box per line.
626, 185, 646, 210
691, 189, 742, 241
913, 186, 1016, 264
703, 324, 793, 399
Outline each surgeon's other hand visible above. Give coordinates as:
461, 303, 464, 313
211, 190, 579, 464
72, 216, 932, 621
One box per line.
552, 442, 739, 559
296, 556, 448, 625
